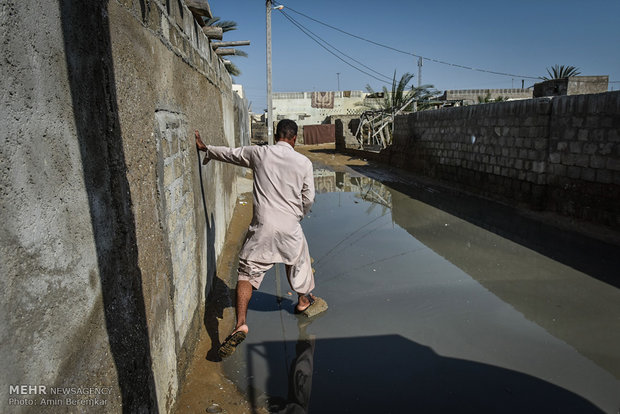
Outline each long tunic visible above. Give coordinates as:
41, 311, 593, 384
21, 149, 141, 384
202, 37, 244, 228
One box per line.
204, 141, 315, 265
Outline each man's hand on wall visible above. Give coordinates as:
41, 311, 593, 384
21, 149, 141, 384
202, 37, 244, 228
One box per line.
195, 130, 210, 165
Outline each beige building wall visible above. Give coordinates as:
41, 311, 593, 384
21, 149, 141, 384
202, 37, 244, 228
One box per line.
273, 91, 368, 127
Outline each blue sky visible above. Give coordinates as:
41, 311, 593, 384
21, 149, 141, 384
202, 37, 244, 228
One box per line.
208, 0, 620, 112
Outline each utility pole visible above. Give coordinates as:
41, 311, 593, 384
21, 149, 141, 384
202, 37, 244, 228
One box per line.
337, 72, 340, 91
266, 0, 273, 144
417, 57, 423, 88
267, 1, 281, 287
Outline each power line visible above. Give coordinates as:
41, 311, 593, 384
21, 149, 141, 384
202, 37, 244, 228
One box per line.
278, 9, 394, 85
279, 10, 392, 83
275, 1, 540, 80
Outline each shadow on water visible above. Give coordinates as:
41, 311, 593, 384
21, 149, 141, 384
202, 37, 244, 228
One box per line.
247, 333, 603, 414
248, 291, 295, 313
59, 1, 158, 411
344, 163, 620, 290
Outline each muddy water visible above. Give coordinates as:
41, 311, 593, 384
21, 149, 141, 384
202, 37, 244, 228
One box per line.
222, 169, 620, 414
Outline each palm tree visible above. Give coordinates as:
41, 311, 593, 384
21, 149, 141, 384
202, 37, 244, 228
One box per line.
541, 65, 581, 80
358, 72, 439, 147
364, 71, 438, 112
203, 17, 238, 32
364, 71, 413, 112
476, 92, 507, 103
410, 84, 440, 110
223, 61, 241, 76
204, 17, 247, 76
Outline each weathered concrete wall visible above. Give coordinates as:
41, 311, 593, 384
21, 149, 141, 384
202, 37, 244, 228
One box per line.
442, 88, 533, 104
534, 76, 609, 98
333, 115, 360, 150
383, 92, 620, 229
234, 91, 251, 147
273, 91, 366, 130
1, 0, 248, 412
251, 122, 268, 143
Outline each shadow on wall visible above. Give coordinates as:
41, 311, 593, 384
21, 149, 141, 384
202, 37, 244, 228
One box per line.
248, 334, 603, 414
196, 149, 225, 362
59, 1, 158, 411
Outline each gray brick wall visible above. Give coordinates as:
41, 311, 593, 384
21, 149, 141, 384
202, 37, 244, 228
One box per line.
388, 91, 620, 229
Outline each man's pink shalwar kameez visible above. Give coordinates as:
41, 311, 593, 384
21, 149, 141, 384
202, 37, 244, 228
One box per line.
204, 141, 315, 294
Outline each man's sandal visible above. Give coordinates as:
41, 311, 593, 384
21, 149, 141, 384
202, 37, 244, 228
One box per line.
218, 331, 246, 359
295, 294, 328, 318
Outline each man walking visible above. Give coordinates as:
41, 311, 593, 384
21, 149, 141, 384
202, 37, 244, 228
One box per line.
195, 119, 327, 359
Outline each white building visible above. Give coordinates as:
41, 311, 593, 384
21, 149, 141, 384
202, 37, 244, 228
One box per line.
273, 90, 368, 127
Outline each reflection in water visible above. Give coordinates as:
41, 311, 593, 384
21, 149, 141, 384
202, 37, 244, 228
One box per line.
314, 169, 391, 210
223, 169, 620, 413
313, 168, 620, 381
269, 321, 316, 414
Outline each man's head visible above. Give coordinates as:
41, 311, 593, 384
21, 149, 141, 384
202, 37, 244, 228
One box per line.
275, 119, 298, 145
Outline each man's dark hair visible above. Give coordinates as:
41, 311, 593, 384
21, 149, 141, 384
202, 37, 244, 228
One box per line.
275, 119, 298, 140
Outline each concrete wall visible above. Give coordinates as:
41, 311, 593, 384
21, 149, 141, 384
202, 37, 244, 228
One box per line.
334, 115, 361, 150
534, 76, 609, 98
441, 88, 533, 104
1, 0, 248, 412
377, 92, 620, 229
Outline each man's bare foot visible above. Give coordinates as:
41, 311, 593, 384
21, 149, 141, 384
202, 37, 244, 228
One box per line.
232, 324, 249, 335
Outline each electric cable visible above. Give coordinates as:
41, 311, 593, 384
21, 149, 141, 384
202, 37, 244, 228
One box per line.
275, 1, 540, 80
279, 9, 393, 85
279, 10, 393, 83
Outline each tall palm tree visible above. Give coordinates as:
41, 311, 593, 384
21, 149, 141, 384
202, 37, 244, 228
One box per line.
541, 65, 581, 80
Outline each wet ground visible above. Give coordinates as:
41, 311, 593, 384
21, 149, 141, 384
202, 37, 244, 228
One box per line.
178, 145, 620, 413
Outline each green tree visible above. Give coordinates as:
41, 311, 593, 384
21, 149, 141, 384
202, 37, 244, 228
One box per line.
541, 64, 581, 80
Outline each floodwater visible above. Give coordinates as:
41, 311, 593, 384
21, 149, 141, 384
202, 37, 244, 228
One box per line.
222, 168, 620, 414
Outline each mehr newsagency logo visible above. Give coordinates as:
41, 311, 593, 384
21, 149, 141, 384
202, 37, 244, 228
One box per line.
8, 384, 113, 408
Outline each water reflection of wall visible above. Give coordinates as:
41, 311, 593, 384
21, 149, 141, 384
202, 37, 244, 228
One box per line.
387, 185, 620, 380
313, 170, 392, 208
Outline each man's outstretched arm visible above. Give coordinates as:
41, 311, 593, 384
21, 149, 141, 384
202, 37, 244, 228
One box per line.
195, 130, 253, 168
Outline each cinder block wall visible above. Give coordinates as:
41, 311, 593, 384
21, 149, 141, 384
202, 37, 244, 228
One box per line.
546, 93, 620, 224
1, 0, 248, 412
333, 115, 361, 150
389, 92, 620, 229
